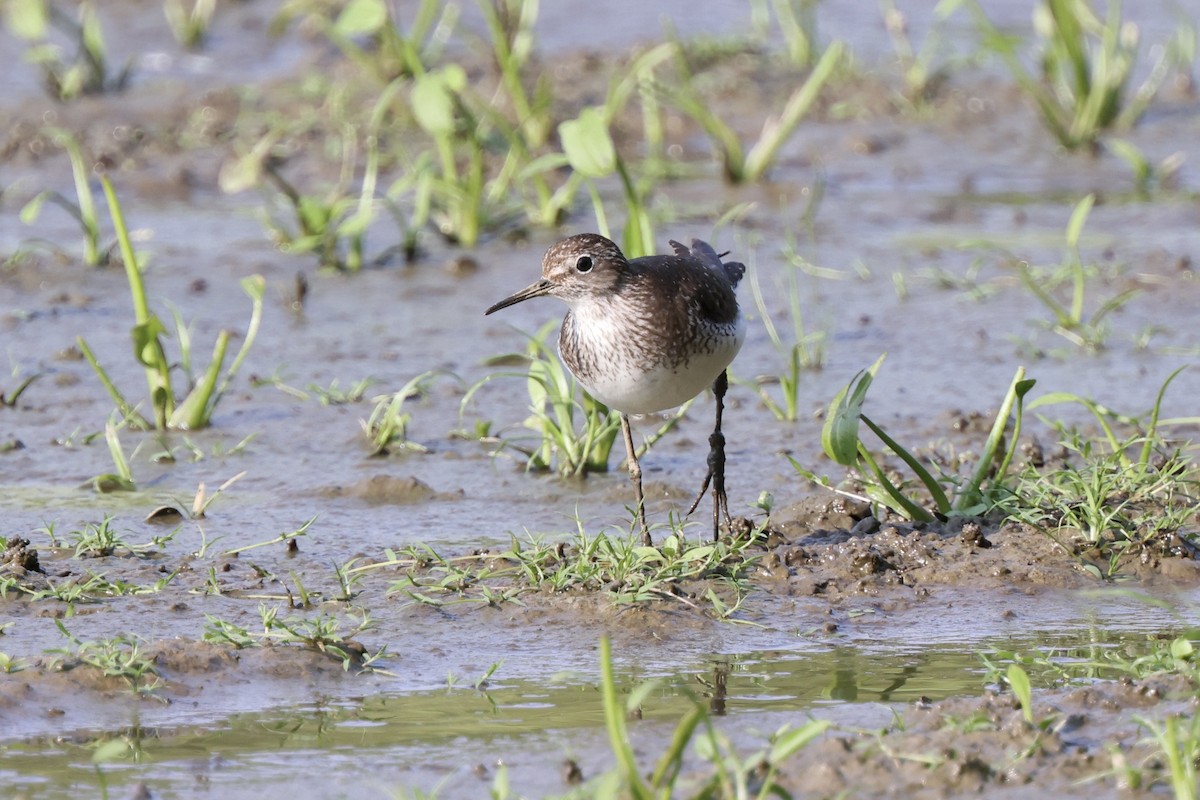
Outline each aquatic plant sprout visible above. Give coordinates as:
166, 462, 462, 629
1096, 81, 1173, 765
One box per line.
75, 178, 265, 431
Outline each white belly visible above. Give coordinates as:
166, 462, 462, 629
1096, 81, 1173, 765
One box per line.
564, 314, 746, 415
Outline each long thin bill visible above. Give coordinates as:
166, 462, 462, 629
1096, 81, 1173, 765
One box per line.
484, 279, 554, 315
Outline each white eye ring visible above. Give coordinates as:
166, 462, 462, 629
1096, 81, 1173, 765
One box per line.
575, 255, 593, 273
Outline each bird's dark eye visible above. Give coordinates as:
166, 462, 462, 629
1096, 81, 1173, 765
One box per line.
575, 255, 593, 273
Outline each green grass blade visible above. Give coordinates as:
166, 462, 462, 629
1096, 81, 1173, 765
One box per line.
599, 637, 652, 799
821, 353, 885, 466
856, 441, 934, 522
170, 330, 228, 430
744, 41, 843, 180
1136, 365, 1186, 469
76, 336, 149, 430
861, 415, 950, 515
958, 368, 1034, 512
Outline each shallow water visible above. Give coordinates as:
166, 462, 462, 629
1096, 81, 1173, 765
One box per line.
3, 615, 1197, 799
3, 0, 1200, 796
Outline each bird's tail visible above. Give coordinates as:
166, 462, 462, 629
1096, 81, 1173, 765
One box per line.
670, 239, 746, 287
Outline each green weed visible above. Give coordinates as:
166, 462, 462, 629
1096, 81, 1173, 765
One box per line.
466, 321, 656, 477
797, 355, 1034, 521
967, 0, 1189, 150
20, 128, 104, 265
402, 65, 521, 247
4, 0, 132, 99
362, 371, 441, 456
221, 84, 399, 270
204, 605, 388, 672
86, 417, 136, 493
997, 369, 1196, 577
477, 0, 551, 150
1135, 713, 1200, 800
1013, 195, 1139, 350
880, 0, 962, 108
273, 0, 456, 81
1106, 138, 1187, 197
163, 0, 216, 49
48, 620, 162, 696
590, 636, 831, 797
559, 106, 654, 258
223, 516, 316, 557
663, 40, 844, 183
750, 0, 822, 68
381, 518, 759, 614
742, 249, 827, 421
0, 652, 27, 674
0, 370, 40, 408
79, 178, 264, 430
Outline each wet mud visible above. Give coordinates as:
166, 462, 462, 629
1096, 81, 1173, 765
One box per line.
3, 0, 1200, 797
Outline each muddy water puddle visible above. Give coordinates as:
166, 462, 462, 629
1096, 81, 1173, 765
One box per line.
4, 0, 1200, 796
3, 615, 1195, 800
2, 583, 1197, 797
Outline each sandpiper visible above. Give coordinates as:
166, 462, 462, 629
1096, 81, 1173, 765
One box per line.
485, 233, 745, 546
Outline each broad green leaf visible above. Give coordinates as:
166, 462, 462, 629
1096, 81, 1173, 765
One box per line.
1170, 637, 1194, 661
1007, 663, 1033, 723
411, 65, 466, 136
821, 353, 886, 466
131, 317, 168, 369
559, 107, 616, 178
333, 0, 387, 37
5, 0, 49, 40
92, 738, 132, 763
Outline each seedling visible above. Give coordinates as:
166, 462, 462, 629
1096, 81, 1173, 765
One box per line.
223, 516, 316, 557
191, 470, 247, 518
78, 178, 265, 430
1006, 663, 1035, 724
880, 0, 962, 108
742, 250, 826, 421
0, 371, 39, 407
0, 652, 27, 674
256, 604, 386, 672
386, 515, 759, 613
63, 516, 168, 559
966, 0, 1189, 150
163, 0, 216, 49
1014, 195, 1139, 350
85, 418, 136, 493
1106, 138, 1187, 197
4, 0, 132, 99
48, 620, 162, 696
403, 65, 522, 247
221, 119, 386, 271
20, 128, 104, 266
272, 0, 456, 81
477, 0, 552, 150
662, 40, 844, 183
997, 367, 1196, 576
957, 195, 1138, 351
361, 371, 441, 456
594, 636, 831, 797
1136, 714, 1200, 800
798, 355, 1035, 521
751, 0, 822, 68
559, 106, 653, 258
464, 321, 628, 477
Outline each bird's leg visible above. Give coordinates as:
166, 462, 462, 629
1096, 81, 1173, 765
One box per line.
686, 370, 732, 542
621, 413, 652, 546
